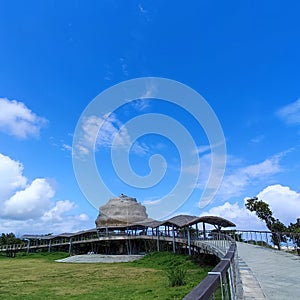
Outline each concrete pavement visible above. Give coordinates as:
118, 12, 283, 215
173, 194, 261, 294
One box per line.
56, 254, 144, 263
237, 242, 300, 299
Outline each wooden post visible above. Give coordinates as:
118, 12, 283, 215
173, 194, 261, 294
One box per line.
48, 239, 52, 253
157, 229, 160, 252
196, 223, 199, 239
172, 225, 176, 253
128, 238, 131, 255
26, 239, 30, 254
68, 238, 72, 255
203, 223, 206, 239
187, 227, 191, 256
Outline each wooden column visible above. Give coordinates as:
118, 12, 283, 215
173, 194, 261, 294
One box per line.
26, 239, 30, 254
68, 238, 72, 255
203, 222, 206, 239
187, 227, 191, 256
48, 239, 52, 253
172, 225, 176, 253
157, 228, 160, 252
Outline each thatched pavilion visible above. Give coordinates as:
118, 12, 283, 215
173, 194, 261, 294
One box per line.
93, 194, 236, 255
21, 194, 236, 255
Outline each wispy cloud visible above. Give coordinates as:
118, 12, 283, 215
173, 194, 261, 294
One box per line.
138, 3, 147, 14
61, 144, 72, 152
186, 150, 285, 204
0, 98, 47, 139
140, 79, 157, 99
277, 98, 300, 125
130, 99, 150, 112
120, 57, 129, 76
137, 3, 150, 23
250, 135, 264, 144
217, 153, 283, 200
104, 64, 113, 81
131, 141, 150, 155
74, 113, 150, 157
196, 144, 211, 155
143, 198, 161, 206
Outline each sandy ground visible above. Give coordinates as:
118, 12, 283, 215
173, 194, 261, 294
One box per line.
56, 254, 144, 263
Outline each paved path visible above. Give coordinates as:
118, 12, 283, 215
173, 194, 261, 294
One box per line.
56, 254, 144, 263
237, 242, 300, 299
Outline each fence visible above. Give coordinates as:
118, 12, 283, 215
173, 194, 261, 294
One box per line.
184, 233, 240, 300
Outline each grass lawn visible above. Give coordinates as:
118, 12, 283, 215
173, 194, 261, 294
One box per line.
0, 252, 213, 300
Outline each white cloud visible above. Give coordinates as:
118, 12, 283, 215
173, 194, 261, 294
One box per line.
256, 184, 300, 225
0, 98, 47, 139
202, 184, 300, 231
42, 200, 77, 221
277, 98, 300, 125
2, 178, 54, 220
0, 153, 91, 234
201, 201, 265, 230
0, 153, 27, 200
217, 153, 282, 200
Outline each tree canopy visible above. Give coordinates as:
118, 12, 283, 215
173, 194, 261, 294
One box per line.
0, 233, 22, 246
245, 197, 300, 250
245, 197, 286, 249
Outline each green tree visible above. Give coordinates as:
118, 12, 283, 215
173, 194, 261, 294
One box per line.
245, 197, 287, 250
0, 233, 22, 245
288, 218, 300, 253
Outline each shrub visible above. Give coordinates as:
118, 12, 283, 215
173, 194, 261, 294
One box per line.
166, 266, 187, 287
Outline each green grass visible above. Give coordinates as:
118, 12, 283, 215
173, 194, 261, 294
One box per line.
0, 251, 213, 300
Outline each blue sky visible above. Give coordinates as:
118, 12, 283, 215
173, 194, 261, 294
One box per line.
0, 1, 300, 234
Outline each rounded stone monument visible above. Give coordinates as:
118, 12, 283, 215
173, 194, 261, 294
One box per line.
95, 194, 149, 227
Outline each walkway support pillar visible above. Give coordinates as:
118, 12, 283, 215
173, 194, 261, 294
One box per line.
26, 239, 30, 254
69, 238, 72, 255
48, 239, 52, 253
187, 227, 191, 256
157, 230, 160, 252
172, 225, 176, 253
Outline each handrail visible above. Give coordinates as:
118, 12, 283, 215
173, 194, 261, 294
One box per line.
184, 235, 238, 300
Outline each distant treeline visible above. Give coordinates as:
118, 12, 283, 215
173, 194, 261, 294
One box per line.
0, 233, 23, 245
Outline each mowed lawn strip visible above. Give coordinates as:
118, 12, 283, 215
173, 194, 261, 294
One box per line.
0, 252, 213, 300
